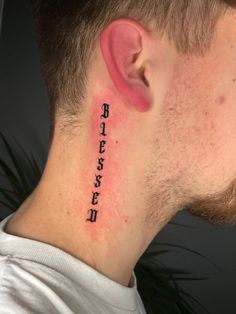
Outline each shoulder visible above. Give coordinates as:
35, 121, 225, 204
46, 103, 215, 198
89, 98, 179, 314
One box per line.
0, 255, 71, 314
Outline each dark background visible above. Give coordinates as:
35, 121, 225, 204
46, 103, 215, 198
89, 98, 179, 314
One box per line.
1, 1, 236, 313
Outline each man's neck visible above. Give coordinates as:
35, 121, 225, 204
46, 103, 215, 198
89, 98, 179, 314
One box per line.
5, 181, 156, 287
5, 105, 178, 287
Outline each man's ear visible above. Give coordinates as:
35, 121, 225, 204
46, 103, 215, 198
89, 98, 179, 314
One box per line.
99, 18, 152, 112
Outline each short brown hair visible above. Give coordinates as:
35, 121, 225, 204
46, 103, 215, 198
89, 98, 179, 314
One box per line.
30, 0, 233, 143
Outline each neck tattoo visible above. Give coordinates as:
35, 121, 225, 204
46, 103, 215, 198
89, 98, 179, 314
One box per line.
86, 103, 110, 223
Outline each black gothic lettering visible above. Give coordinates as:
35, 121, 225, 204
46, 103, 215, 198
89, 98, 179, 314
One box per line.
87, 209, 98, 222
100, 122, 107, 136
94, 174, 102, 188
87, 103, 111, 223
92, 191, 100, 205
97, 157, 105, 171
99, 140, 106, 154
101, 103, 110, 119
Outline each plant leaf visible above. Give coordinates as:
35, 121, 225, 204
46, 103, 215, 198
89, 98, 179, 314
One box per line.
149, 242, 222, 271
0, 132, 31, 193
13, 136, 42, 183
142, 249, 172, 259
0, 189, 19, 209
0, 158, 23, 193
168, 221, 195, 229
0, 199, 16, 212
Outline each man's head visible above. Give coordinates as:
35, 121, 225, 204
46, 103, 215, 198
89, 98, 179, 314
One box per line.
30, 0, 232, 137
31, 1, 236, 226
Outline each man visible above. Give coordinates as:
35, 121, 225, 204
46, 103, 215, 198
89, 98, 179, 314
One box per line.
1, 0, 236, 313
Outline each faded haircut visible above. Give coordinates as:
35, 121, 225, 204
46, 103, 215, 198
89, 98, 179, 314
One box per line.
30, 0, 234, 144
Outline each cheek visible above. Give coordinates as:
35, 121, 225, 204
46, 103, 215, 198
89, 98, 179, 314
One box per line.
159, 72, 236, 193
212, 93, 236, 179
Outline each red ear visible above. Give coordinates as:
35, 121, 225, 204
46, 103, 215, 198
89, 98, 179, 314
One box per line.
99, 18, 152, 113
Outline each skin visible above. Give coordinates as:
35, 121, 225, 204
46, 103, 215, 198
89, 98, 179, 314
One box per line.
5, 8, 236, 287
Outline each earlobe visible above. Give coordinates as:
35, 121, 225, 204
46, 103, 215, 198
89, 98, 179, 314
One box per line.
99, 18, 152, 112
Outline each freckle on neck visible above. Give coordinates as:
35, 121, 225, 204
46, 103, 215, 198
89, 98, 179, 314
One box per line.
219, 95, 226, 105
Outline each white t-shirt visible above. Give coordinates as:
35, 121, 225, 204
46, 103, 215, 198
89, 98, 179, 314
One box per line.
0, 213, 146, 314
